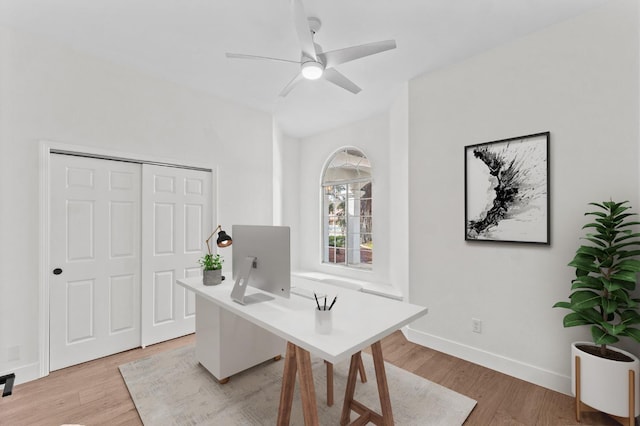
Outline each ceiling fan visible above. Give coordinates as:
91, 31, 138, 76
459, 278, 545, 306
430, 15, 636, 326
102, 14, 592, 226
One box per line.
225, 0, 397, 97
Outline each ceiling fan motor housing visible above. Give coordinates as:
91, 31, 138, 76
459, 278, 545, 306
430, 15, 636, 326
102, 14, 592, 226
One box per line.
308, 17, 321, 34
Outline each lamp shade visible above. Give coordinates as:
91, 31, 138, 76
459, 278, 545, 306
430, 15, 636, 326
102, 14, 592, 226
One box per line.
216, 230, 232, 247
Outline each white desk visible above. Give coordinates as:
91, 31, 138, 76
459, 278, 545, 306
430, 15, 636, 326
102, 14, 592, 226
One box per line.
177, 276, 428, 425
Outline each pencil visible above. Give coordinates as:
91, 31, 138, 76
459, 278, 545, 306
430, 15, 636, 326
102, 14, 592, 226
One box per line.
314, 293, 321, 310
328, 296, 337, 310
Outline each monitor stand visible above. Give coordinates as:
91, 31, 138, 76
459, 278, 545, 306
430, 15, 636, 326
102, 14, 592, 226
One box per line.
231, 256, 255, 305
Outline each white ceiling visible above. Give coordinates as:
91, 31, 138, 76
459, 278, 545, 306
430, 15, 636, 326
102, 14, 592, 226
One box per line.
0, 0, 607, 138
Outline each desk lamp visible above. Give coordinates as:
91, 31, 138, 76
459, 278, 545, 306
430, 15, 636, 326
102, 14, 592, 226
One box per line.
206, 225, 232, 252
206, 225, 232, 280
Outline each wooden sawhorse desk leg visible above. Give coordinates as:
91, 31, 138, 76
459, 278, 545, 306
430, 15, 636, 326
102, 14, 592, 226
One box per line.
340, 341, 394, 426
325, 354, 367, 407
277, 342, 319, 426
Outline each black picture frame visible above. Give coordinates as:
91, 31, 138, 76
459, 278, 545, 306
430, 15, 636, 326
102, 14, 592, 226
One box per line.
464, 132, 550, 244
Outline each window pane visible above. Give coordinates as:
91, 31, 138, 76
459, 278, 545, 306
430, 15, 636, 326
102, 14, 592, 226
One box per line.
328, 247, 345, 264
328, 234, 345, 248
360, 233, 373, 245
347, 247, 372, 265
327, 247, 335, 263
360, 219, 372, 235
360, 248, 373, 265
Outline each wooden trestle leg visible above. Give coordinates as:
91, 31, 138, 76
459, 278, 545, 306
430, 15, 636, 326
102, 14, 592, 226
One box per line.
277, 342, 298, 426
340, 341, 393, 426
326, 353, 367, 407
277, 342, 319, 426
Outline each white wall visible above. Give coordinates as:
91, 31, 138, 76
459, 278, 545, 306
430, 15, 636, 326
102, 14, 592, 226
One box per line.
406, 0, 639, 394
295, 115, 393, 286
389, 83, 410, 298
0, 26, 274, 383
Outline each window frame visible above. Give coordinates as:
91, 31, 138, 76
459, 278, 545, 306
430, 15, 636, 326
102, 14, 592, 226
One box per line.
321, 147, 373, 270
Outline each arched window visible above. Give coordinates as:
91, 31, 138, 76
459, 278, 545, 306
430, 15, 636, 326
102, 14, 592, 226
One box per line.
321, 148, 372, 269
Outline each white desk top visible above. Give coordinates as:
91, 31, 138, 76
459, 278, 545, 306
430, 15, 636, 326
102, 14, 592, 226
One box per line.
177, 276, 428, 364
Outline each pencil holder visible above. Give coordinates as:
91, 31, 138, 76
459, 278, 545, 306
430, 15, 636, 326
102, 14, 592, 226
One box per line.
315, 308, 332, 334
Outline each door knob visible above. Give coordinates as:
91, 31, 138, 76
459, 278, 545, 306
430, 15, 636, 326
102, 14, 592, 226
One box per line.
52, 268, 63, 275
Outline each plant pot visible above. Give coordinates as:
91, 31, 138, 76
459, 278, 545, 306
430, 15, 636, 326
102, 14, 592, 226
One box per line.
571, 341, 640, 419
203, 269, 222, 286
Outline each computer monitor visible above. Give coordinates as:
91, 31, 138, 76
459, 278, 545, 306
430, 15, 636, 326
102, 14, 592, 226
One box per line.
230, 225, 290, 304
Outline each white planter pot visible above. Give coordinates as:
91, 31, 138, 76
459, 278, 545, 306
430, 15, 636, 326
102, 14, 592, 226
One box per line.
571, 341, 640, 418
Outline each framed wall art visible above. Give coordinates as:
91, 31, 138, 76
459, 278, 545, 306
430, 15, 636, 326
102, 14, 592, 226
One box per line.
465, 132, 550, 244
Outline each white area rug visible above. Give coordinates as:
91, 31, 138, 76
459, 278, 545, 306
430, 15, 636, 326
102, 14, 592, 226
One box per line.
119, 345, 476, 425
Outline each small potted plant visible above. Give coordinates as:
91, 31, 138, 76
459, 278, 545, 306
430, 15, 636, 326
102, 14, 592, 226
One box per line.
199, 253, 223, 286
553, 200, 640, 422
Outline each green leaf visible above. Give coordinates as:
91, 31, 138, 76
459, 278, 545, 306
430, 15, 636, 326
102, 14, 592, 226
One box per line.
602, 298, 618, 315
571, 275, 603, 290
581, 307, 606, 323
610, 241, 640, 252
611, 279, 636, 292
588, 202, 607, 210
602, 279, 624, 292
611, 289, 632, 305
617, 259, 640, 272
594, 217, 616, 227
570, 291, 601, 310
591, 326, 619, 345
602, 322, 626, 335
585, 210, 607, 218
576, 268, 590, 278
552, 301, 571, 309
582, 223, 607, 234
621, 310, 640, 325
582, 236, 607, 247
612, 203, 631, 216
611, 213, 636, 222
621, 327, 640, 343
562, 313, 593, 327
611, 270, 638, 283
568, 256, 599, 274
618, 250, 640, 259
617, 220, 640, 228
599, 257, 614, 268
576, 246, 606, 258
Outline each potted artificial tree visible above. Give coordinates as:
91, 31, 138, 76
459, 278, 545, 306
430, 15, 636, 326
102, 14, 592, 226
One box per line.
199, 252, 223, 286
554, 200, 640, 425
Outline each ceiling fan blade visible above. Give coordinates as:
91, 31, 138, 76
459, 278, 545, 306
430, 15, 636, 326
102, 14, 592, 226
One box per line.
226, 52, 300, 64
279, 72, 305, 97
319, 40, 396, 68
323, 68, 361, 94
291, 0, 317, 61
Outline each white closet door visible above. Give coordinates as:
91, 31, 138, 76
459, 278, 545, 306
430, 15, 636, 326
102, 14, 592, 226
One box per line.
141, 165, 212, 346
50, 155, 141, 371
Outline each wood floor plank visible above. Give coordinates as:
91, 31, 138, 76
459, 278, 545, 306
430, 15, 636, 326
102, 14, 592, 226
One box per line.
0, 331, 625, 426
494, 379, 547, 424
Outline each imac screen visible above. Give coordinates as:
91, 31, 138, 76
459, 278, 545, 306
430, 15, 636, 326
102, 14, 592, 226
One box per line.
231, 225, 291, 298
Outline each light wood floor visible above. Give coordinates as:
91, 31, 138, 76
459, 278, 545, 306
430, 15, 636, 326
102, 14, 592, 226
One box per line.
0, 331, 624, 425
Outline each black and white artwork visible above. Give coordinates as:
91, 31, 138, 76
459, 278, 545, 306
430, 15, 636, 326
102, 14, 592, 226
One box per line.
465, 132, 549, 244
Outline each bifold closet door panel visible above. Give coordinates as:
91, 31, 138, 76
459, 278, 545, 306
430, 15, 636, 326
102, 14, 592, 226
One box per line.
141, 164, 213, 346
50, 154, 142, 371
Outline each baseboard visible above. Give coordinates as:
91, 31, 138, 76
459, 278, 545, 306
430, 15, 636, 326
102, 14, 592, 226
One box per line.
0, 362, 41, 388
403, 326, 572, 396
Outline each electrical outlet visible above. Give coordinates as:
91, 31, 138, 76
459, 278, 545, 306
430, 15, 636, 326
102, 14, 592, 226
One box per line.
472, 318, 482, 334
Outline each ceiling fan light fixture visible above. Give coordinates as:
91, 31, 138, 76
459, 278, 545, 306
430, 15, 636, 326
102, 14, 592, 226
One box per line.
301, 61, 324, 80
